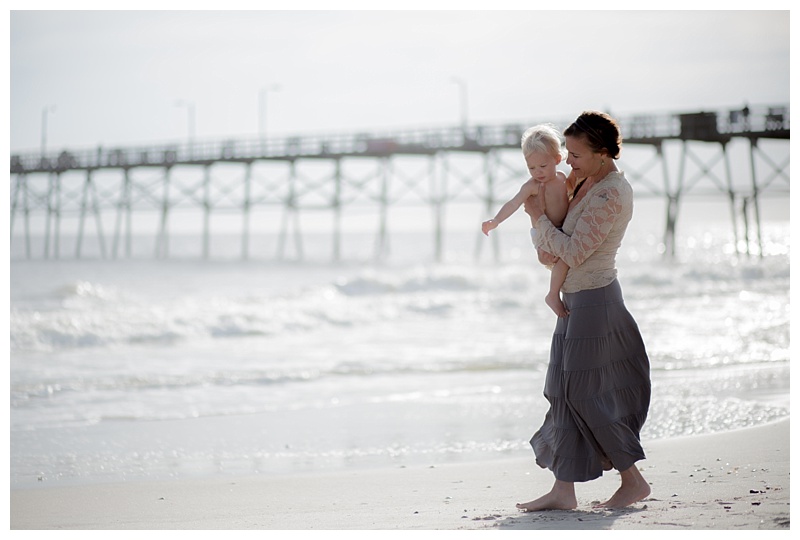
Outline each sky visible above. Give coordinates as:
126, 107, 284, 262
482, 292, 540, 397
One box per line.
8, 6, 792, 155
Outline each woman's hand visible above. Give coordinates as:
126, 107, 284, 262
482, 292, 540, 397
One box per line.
537, 247, 558, 267
523, 194, 545, 222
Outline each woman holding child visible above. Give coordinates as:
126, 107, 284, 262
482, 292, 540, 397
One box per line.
517, 111, 652, 511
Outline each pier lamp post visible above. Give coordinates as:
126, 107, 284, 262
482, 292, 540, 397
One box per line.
450, 77, 468, 133
41, 104, 57, 157
259, 84, 281, 154
174, 99, 196, 157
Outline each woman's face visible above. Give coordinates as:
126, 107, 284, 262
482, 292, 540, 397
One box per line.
565, 134, 602, 178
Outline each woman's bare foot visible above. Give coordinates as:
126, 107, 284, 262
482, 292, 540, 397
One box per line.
545, 292, 568, 317
595, 465, 651, 509
516, 480, 577, 512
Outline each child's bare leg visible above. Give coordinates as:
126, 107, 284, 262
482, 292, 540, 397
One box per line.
545, 259, 569, 317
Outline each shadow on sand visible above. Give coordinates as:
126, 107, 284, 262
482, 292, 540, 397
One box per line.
494, 505, 648, 530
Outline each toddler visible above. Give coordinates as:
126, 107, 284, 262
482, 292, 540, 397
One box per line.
481, 124, 572, 317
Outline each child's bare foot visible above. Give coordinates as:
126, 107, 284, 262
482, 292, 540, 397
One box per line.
545, 292, 568, 317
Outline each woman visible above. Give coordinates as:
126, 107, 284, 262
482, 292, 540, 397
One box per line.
517, 111, 651, 511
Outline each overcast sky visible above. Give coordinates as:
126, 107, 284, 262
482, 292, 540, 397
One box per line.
8, 7, 791, 154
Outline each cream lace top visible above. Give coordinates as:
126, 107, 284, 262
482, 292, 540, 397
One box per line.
534, 171, 633, 293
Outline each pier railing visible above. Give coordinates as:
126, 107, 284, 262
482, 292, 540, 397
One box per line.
11, 105, 788, 174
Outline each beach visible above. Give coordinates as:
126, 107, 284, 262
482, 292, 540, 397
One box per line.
10, 417, 790, 530
9, 8, 791, 532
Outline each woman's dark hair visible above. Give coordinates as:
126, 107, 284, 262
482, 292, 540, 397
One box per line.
564, 111, 622, 159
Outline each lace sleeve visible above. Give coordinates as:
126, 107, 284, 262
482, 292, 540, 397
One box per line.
535, 185, 625, 268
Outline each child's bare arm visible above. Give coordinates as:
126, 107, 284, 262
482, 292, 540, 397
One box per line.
482, 179, 539, 235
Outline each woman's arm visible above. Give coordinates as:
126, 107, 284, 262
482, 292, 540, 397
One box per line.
534, 185, 625, 268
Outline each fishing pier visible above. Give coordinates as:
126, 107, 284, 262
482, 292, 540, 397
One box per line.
10, 104, 790, 261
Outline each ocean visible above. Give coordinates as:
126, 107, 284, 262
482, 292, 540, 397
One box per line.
9, 196, 791, 489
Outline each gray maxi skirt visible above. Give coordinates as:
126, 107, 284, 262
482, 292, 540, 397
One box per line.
530, 279, 651, 483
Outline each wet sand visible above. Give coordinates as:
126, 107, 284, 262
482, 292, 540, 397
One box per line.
10, 418, 790, 530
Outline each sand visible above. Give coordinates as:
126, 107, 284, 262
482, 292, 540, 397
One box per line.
10, 417, 790, 530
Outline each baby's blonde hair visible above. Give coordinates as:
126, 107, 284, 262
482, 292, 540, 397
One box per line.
521, 124, 566, 160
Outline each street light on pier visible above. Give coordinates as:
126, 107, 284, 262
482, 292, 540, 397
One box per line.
174, 99, 196, 157
41, 104, 57, 157
259, 84, 281, 154
450, 77, 468, 133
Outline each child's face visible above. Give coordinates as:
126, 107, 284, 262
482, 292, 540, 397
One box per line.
525, 151, 560, 183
